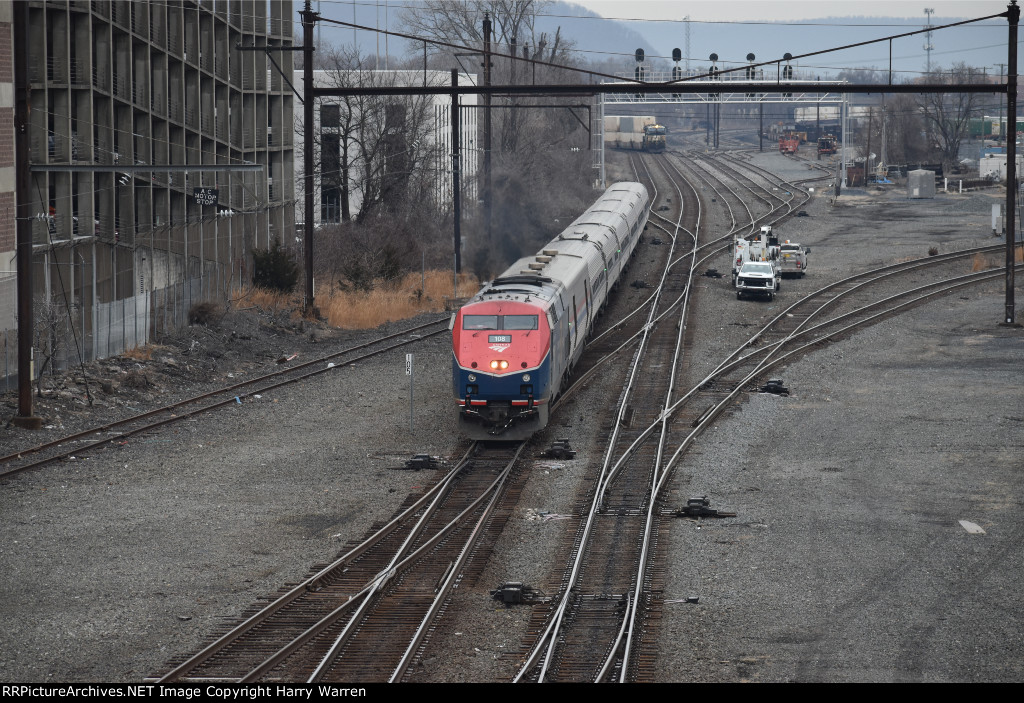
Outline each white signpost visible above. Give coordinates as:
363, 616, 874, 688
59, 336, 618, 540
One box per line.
406, 353, 414, 432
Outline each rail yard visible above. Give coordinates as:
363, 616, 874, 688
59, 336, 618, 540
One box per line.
1, 144, 1022, 683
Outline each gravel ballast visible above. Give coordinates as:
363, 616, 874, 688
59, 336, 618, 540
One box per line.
1, 149, 1021, 683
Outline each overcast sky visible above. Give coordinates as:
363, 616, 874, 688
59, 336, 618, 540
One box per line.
572, 1, 1009, 22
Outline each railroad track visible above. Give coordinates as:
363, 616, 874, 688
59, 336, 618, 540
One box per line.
513, 153, 705, 682
0, 318, 449, 480
155, 440, 525, 682
147, 150, 1018, 684
155, 157, 711, 684
510, 150, 1013, 683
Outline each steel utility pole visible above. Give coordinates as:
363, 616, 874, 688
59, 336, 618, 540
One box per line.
1004, 1, 1019, 326
302, 0, 318, 317
13, 0, 40, 429
452, 70, 462, 276
996, 62, 1007, 140
924, 8, 935, 74
483, 13, 493, 248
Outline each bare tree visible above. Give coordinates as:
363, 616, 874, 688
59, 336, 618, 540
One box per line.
398, 0, 593, 280
400, 0, 544, 60
881, 94, 931, 165
917, 63, 986, 172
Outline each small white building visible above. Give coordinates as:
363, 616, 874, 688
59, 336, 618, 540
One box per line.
294, 70, 478, 225
979, 153, 1024, 182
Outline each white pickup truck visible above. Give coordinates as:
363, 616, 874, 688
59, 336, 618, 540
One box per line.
735, 261, 780, 300
778, 241, 810, 277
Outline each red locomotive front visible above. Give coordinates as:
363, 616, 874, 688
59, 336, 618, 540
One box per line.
452, 300, 553, 439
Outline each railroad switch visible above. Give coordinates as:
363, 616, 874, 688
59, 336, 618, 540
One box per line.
759, 379, 789, 396
402, 454, 441, 470
702, 268, 724, 279
490, 582, 547, 605
543, 439, 576, 460
675, 497, 736, 519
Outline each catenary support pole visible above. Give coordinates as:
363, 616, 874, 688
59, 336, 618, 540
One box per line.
302, 1, 317, 317
483, 14, 493, 249
13, 0, 40, 429
452, 70, 461, 275
1006, 1, 1019, 325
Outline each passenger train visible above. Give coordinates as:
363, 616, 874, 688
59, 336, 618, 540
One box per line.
452, 182, 652, 440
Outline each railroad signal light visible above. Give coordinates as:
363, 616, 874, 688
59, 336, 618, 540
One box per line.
782, 53, 794, 97
746, 53, 756, 98
635, 48, 645, 100
709, 53, 720, 99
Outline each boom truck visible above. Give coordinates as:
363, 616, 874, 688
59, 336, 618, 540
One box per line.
733, 226, 781, 299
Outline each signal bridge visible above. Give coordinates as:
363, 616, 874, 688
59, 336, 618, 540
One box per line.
604, 71, 849, 106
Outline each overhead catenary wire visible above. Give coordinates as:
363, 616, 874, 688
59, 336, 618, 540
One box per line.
316, 4, 1007, 84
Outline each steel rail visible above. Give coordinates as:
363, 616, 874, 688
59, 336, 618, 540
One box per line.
705, 244, 1008, 380
157, 441, 477, 682
655, 264, 1021, 491
1, 318, 448, 477
389, 441, 529, 682
304, 439, 481, 682
518, 154, 696, 683
236, 441, 526, 682
596, 150, 813, 680
594, 152, 802, 495
597, 240, 1012, 682
581, 153, 824, 680
705, 262, 1016, 387
514, 155, 683, 682
617, 155, 702, 682
600, 245, 1007, 498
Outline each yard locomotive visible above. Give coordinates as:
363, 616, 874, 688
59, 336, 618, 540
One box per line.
452, 182, 651, 440
779, 132, 800, 155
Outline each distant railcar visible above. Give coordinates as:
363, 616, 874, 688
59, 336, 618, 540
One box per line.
642, 124, 667, 152
779, 133, 800, 154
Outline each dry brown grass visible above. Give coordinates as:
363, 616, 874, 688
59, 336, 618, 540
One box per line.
972, 248, 1022, 271
319, 270, 479, 329
124, 344, 162, 361
231, 287, 297, 312
972, 253, 992, 272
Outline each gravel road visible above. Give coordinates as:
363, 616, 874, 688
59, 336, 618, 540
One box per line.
1, 148, 1020, 683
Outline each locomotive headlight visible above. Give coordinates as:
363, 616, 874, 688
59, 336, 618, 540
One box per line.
490, 359, 509, 370
500, 360, 509, 369
522, 374, 531, 382
468, 374, 476, 382
489, 360, 499, 370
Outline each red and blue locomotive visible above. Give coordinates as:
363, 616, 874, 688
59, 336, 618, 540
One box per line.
452, 182, 651, 440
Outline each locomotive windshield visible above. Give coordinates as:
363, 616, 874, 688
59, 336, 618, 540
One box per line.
462, 314, 539, 330
503, 315, 538, 330
463, 315, 498, 330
